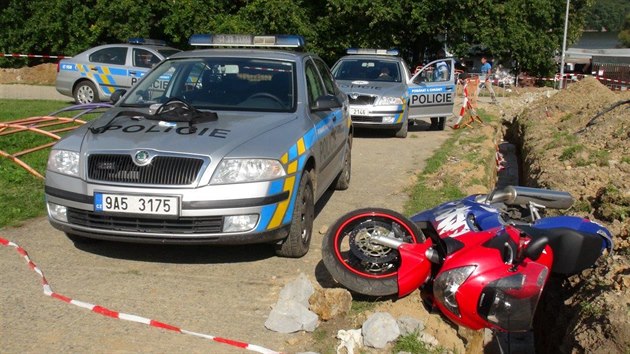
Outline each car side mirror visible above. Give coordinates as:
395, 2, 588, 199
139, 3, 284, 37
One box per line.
524, 236, 549, 261
110, 89, 127, 104
314, 94, 341, 111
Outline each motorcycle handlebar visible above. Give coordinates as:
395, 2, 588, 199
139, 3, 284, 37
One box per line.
486, 185, 574, 209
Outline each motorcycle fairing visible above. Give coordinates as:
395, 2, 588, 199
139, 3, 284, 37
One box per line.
410, 195, 503, 238
533, 215, 614, 251
397, 241, 433, 297
514, 224, 607, 275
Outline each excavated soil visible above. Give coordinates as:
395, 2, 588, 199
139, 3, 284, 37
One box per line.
0, 63, 57, 85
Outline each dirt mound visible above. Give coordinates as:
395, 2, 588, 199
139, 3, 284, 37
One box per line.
510, 77, 630, 353
0, 63, 57, 85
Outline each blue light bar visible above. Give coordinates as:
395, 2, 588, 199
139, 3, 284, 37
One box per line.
188, 34, 305, 49
346, 48, 399, 56
128, 38, 167, 46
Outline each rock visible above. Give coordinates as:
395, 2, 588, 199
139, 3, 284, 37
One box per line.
397, 316, 425, 335
265, 300, 319, 333
337, 329, 363, 354
265, 273, 319, 333
309, 287, 352, 321
279, 273, 314, 307
419, 331, 440, 347
362, 312, 400, 349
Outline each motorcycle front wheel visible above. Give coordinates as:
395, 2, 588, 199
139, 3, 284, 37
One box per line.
321, 208, 425, 296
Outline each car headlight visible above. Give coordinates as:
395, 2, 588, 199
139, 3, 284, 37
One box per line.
47, 150, 80, 177
375, 96, 403, 106
433, 265, 476, 317
210, 159, 286, 184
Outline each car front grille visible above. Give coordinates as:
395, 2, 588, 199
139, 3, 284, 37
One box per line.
348, 95, 376, 105
352, 116, 383, 123
67, 208, 223, 234
88, 154, 204, 185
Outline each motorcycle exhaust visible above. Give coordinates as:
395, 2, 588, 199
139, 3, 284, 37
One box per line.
491, 186, 574, 209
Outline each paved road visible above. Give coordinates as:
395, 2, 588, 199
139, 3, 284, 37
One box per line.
0, 89, 453, 353
0, 84, 71, 101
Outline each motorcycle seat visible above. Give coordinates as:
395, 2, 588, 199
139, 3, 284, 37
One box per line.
515, 225, 604, 275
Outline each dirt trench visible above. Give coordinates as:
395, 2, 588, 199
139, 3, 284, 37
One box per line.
499, 78, 630, 354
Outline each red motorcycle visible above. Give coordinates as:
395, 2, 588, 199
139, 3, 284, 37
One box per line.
321, 186, 613, 332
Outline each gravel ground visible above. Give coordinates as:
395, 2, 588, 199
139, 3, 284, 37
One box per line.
0, 92, 453, 353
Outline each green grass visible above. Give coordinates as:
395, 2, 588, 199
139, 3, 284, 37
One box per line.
559, 144, 585, 161
393, 331, 445, 354
0, 99, 101, 228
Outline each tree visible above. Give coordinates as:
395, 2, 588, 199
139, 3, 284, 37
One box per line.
619, 14, 630, 47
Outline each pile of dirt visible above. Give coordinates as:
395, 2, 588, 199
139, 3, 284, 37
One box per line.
0, 63, 57, 85
508, 77, 630, 353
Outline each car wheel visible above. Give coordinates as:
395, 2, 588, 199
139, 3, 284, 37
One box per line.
65, 233, 98, 244
275, 171, 314, 258
333, 137, 352, 190
394, 120, 408, 138
437, 117, 446, 130
73, 81, 99, 104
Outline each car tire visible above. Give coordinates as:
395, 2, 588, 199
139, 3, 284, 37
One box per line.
73, 81, 99, 104
332, 136, 352, 190
437, 117, 446, 131
65, 233, 98, 244
275, 171, 314, 258
394, 120, 408, 138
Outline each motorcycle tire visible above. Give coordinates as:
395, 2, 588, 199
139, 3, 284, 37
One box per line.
321, 208, 425, 296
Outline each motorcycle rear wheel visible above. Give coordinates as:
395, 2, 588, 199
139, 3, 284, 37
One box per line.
321, 208, 425, 296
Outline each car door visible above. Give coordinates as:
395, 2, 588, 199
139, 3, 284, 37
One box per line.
304, 57, 344, 198
407, 58, 456, 119
313, 57, 348, 164
86, 46, 131, 96
130, 48, 160, 86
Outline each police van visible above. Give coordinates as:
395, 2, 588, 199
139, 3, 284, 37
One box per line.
332, 49, 456, 137
55, 38, 180, 104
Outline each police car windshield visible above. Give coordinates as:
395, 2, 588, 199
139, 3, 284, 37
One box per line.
121, 57, 296, 112
333, 59, 402, 83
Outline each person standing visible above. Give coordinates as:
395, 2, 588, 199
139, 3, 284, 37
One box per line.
480, 56, 498, 104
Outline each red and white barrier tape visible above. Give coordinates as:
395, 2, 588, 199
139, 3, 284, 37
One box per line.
0, 53, 71, 59
451, 80, 470, 128
0, 237, 281, 354
521, 74, 630, 85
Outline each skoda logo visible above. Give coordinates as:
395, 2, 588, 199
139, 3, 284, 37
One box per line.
133, 150, 152, 166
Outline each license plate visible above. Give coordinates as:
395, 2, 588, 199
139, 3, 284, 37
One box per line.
350, 107, 369, 116
94, 193, 179, 216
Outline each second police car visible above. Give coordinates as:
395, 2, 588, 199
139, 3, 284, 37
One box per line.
55, 38, 181, 104
331, 49, 456, 137
45, 34, 352, 258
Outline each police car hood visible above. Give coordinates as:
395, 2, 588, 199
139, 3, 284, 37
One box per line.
77, 109, 296, 157
335, 80, 406, 98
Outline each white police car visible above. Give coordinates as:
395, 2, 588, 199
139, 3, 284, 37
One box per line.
331, 49, 456, 137
55, 38, 180, 104
45, 34, 352, 258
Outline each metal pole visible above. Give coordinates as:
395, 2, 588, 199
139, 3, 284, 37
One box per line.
559, 0, 570, 89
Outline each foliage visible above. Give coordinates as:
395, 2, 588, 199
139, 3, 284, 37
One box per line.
585, 0, 630, 32
620, 14, 630, 47
0, 1, 597, 76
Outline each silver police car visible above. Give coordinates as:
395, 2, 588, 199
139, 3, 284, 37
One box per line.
56, 38, 180, 104
45, 34, 352, 258
331, 49, 456, 137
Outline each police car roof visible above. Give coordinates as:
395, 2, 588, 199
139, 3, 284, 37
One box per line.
338, 54, 404, 62
170, 48, 309, 61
